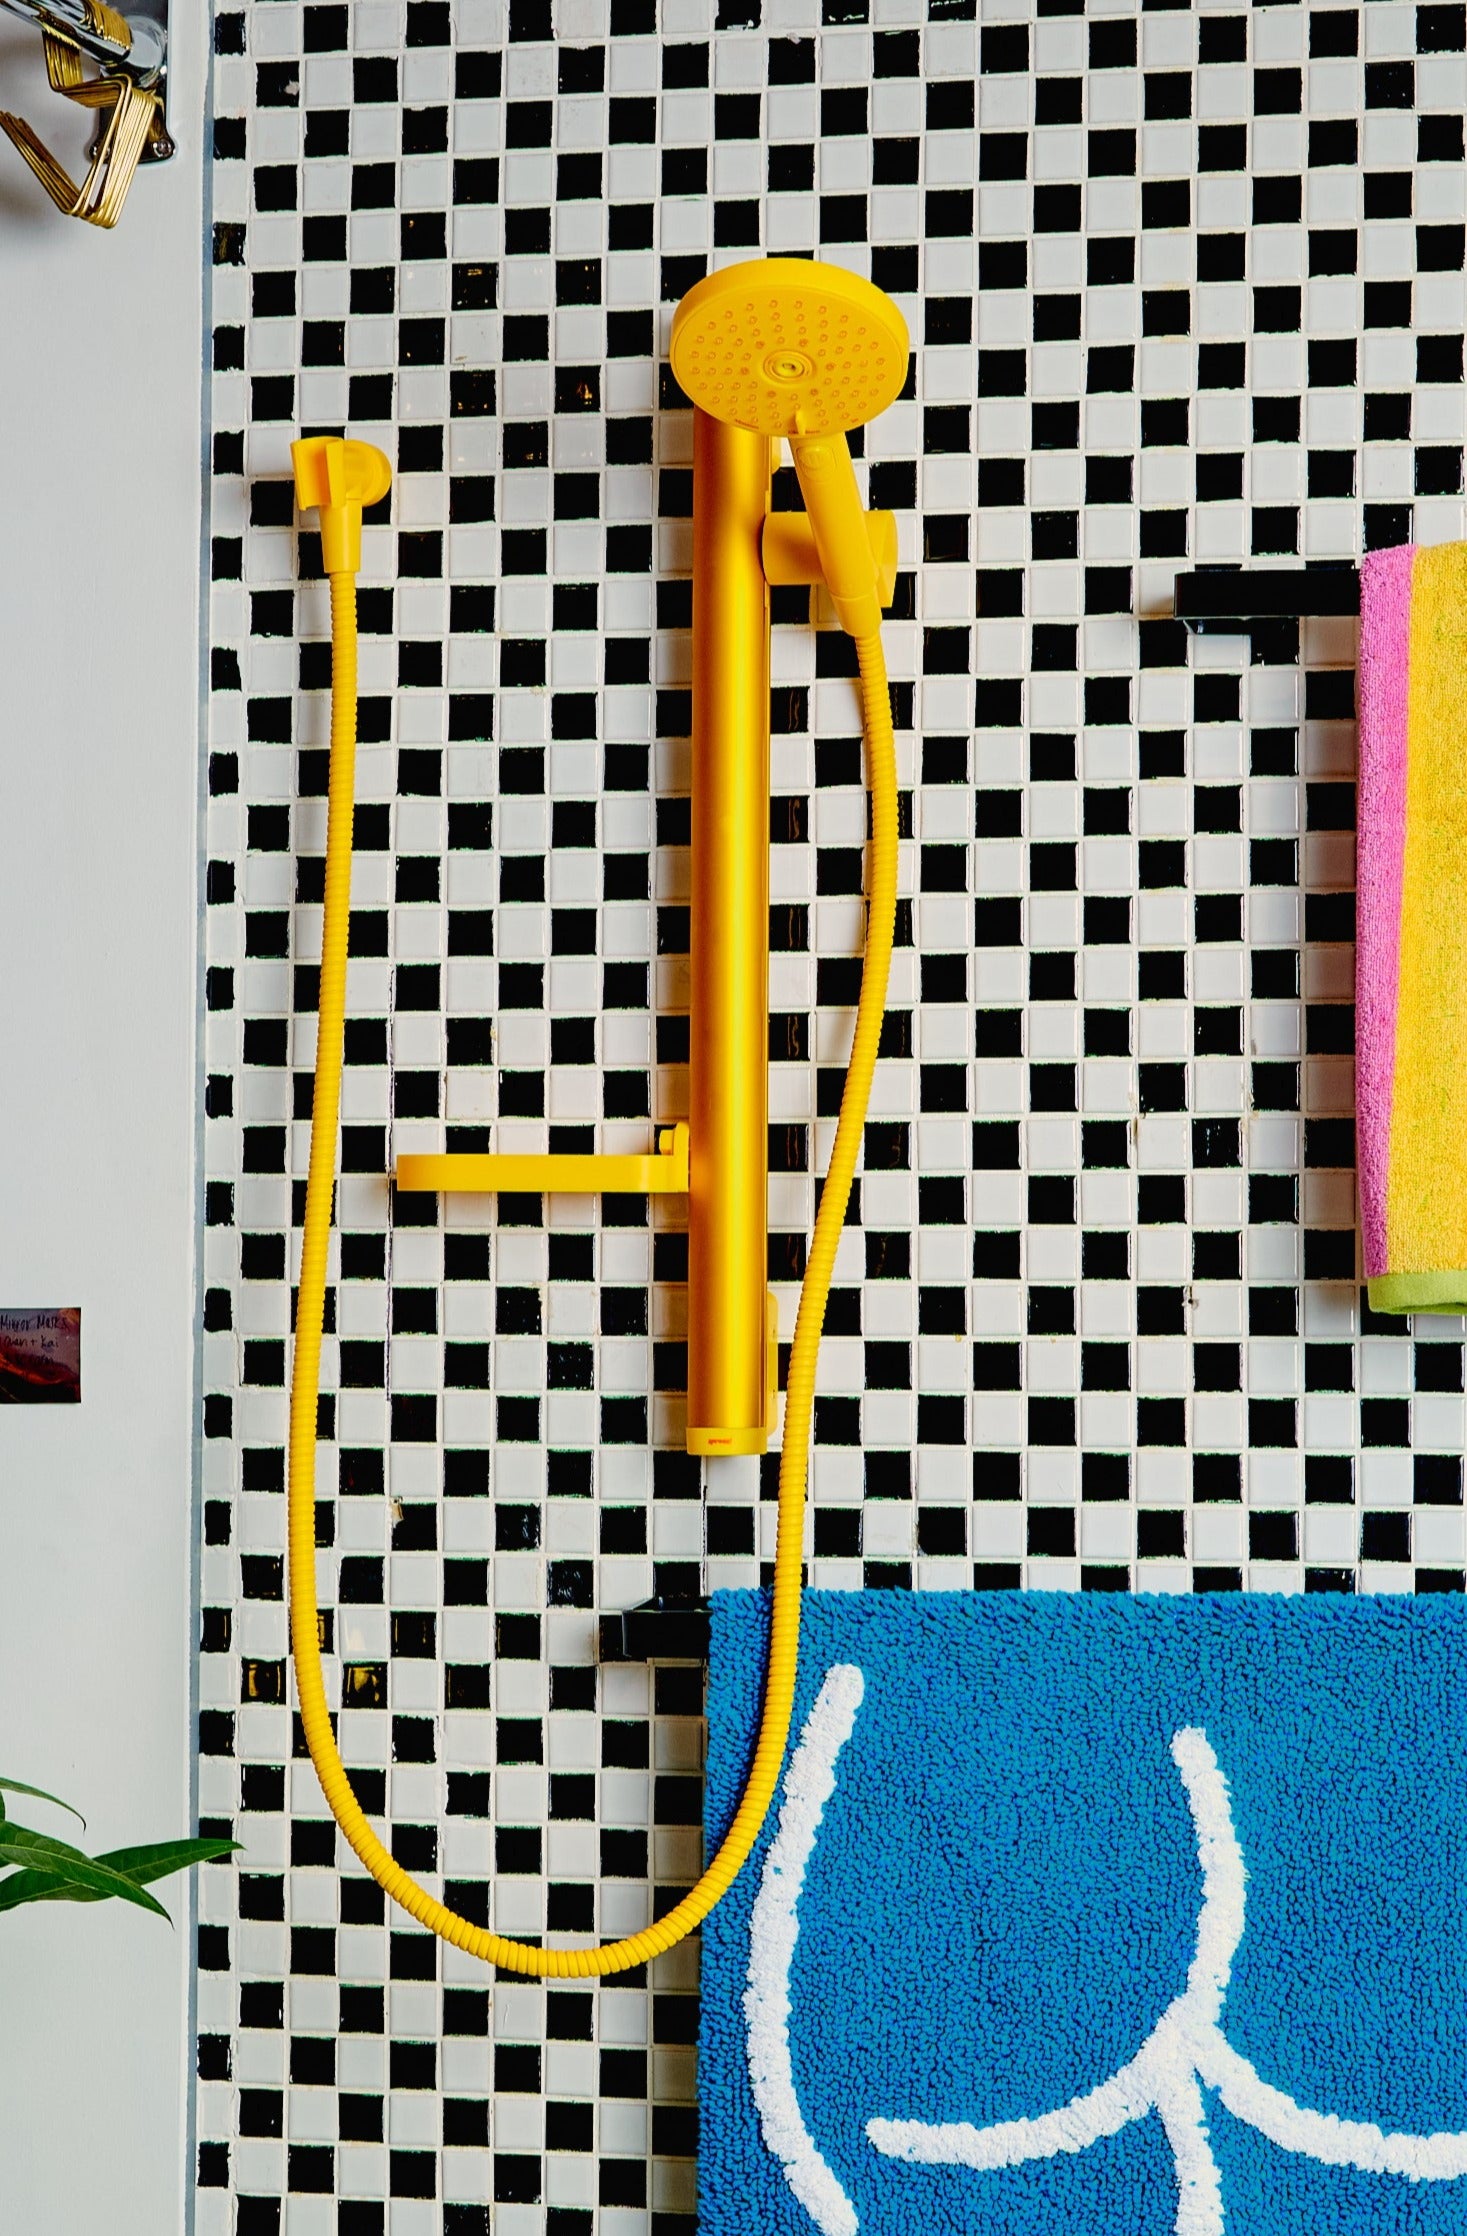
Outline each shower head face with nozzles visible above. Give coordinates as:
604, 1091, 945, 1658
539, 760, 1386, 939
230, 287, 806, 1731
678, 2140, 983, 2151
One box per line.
670, 258, 909, 440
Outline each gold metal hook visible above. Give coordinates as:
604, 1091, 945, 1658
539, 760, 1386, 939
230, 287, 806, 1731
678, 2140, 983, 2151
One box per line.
0, 0, 170, 227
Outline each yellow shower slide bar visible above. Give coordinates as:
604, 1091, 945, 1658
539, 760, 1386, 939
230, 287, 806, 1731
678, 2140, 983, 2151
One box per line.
394, 273, 901, 1462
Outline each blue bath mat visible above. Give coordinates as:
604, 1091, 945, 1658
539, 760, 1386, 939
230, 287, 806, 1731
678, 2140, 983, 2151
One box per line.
700, 1592, 1467, 2236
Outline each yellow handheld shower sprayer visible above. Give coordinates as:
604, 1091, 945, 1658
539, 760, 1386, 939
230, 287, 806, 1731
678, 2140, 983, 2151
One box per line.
288, 258, 908, 1976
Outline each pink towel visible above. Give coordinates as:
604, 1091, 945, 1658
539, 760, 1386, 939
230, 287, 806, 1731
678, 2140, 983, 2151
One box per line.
1356, 540, 1467, 1313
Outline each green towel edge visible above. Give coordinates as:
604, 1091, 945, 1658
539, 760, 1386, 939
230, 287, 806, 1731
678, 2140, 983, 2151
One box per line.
1368, 1272, 1467, 1315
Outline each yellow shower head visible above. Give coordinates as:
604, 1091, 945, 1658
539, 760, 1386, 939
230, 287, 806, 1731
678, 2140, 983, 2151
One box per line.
672, 258, 910, 638
669, 257, 909, 440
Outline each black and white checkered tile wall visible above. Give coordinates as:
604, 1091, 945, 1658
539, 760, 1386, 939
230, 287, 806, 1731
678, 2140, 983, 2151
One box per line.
198, 0, 1467, 2223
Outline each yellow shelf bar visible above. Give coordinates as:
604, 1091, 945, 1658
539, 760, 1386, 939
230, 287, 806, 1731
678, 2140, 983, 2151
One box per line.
395, 1122, 689, 1197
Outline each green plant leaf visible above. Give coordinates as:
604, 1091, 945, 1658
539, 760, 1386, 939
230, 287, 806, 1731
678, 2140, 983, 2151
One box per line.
0, 1871, 103, 1911
0, 1775, 84, 1827
97, 1837, 241, 1881
0, 1835, 238, 1913
0, 1826, 168, 1918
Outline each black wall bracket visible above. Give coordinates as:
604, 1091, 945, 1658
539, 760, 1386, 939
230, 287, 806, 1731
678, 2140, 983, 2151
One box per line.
600, 1596, 711, 1663
1173, 566, 1360, 653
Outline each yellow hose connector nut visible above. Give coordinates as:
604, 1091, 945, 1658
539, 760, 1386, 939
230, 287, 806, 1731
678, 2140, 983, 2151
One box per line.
290, 435, 392, 575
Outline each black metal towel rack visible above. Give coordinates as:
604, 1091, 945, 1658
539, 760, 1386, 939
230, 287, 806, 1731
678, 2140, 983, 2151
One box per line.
1172, 564, 1361, 650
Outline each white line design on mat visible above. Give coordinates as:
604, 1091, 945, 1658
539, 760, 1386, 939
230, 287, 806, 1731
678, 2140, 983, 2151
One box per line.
867, 1725, 1467, 2234
745, 1662, 866, 2236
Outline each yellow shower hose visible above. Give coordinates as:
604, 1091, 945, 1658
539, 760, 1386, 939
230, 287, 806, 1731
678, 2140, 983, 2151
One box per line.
288, 565, 897, 1977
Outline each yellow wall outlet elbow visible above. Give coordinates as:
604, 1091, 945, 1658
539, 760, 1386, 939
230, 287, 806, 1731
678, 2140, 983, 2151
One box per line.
290, 436, 392, 575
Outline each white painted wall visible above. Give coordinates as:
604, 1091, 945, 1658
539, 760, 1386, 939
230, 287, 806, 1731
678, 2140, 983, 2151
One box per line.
0, 10, 206, 2231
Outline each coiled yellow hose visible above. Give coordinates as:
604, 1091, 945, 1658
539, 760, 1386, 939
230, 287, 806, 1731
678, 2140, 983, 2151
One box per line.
287, 573, 897, 1976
